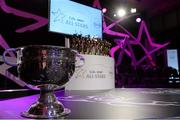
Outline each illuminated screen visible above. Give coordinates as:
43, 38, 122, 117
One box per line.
167, 49, 179, 74
49, 0, 102, 39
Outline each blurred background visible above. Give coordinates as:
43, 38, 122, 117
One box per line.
0, 0, 179, 91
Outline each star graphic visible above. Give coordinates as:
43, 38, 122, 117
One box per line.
51, 9, 66, 23
93, 0, 170, 67
0, 0, 48, 33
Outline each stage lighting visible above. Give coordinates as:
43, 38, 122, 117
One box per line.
102, 8, 107, 13
136, 17, 141, 23
131, 8, 136, 13
117, 8, 126, 17
114, 14, 117, 17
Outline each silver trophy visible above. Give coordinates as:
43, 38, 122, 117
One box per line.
3, 45, 84, 118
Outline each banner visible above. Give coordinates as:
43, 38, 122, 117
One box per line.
66, 55, 115, 90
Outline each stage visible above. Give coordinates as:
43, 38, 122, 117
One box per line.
0, 88, 180, 119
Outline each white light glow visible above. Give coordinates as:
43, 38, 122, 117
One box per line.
131, 8, 136, 13
136, 17, 141, 23
102, 8, 107, 13
117, 9, 126, 17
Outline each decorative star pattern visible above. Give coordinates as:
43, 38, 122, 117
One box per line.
0, 0, 171, 87
0, 0, 48, 33
0, 0, 48, 86
93, 0, 170, 67
51, 9, 66, 23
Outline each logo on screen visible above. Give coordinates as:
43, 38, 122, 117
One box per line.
51, 9, 66, 23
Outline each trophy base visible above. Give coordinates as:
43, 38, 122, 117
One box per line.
21, 108, 70, 119
21, 86, 71, 118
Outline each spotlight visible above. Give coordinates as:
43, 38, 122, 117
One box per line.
117, 9, 126, 17
114, 14, 117, 17
136, 17, 141, 23
102, 8, 107, 13
131, 8, 136, 13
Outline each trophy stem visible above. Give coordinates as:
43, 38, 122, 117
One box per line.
39, 87, 57, 104
21, 85, 70, 118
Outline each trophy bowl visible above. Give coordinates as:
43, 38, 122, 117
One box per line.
3, 45, 84, 118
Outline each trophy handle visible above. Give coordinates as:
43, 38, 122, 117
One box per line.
71, 49, 85, 68
76, 54, 85, 68
3, 48, 17, 66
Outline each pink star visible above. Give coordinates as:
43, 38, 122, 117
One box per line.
93, 0, 170, 67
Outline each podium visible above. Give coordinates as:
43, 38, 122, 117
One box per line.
65, 54, 115, 90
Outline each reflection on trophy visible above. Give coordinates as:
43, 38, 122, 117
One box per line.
68, 34, 112, 56
3, 45, 84, 118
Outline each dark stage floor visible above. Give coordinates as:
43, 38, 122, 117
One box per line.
0, 88, 180, 119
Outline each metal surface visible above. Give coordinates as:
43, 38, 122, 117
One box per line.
16, 45, 76, 89
3, 45, 80, 118
0, 88, 180, 119
21, 87, 70, 118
